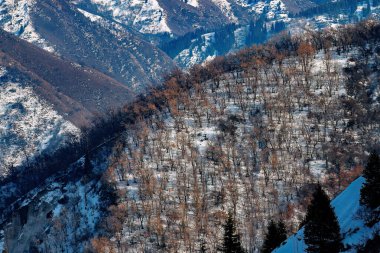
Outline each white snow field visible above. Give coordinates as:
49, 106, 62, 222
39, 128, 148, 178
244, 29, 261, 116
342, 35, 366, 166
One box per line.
0, 67, 79, 174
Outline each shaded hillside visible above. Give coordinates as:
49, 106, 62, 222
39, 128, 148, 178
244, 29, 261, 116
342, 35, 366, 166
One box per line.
0, 0, 360, 72
0, 29, 135, 127
282, 0, 319, 13
74, 0, 249, 37
29, 0, 176, 91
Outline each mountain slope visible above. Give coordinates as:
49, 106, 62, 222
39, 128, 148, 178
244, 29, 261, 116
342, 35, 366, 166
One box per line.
0, 67, 79, 173
274, 177, 380, 253
0, 0, 176, 91
2, 0, 372, 71
0, 28, 135, 125
0, 28, 138, 173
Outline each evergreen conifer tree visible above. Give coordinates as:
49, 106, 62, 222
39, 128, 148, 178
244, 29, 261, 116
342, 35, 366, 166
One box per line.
84, 153, 92, 174
304, 184, 343, 253
220, 212, 245, 253
262, 219, 287, 253
277, 220, 287, 243
360, 152, 380, 209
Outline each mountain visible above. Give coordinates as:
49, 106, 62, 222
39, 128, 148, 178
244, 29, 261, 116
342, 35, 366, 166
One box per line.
74, 0, 380, 68
73, 0, 328, 38
0, 28, 137, 173
2, 0, 378, 70
0, 0, 176, 91
274, 177, 380, 252
0, 20, 379, 252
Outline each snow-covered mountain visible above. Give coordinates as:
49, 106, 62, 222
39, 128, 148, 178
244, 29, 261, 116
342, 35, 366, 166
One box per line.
274, 177, 380, 253
0, 18, 379, 253
0, 0, 176, 91
0, 0, 378, 172
2, 0, 377, 70
0, 67, 79, 174
72, 0, 314, 37
72, 0, 380, 67
0, 28, 138, 174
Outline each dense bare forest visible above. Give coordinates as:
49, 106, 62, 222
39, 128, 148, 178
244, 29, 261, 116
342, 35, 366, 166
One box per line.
82, 20, 380, 252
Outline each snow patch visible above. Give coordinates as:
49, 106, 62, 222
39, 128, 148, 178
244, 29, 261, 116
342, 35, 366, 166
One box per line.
183, 0, 199, 7
211, 0, 238, 22
77, 8, 103, 23
0, 74, 79, 174
88, 0, 171, 34
0, 0, 54, 52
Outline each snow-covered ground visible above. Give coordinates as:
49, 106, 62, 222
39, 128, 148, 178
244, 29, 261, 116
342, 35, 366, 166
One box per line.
86, 0, 171, 34
0, 147, 111, 253
211, 0, 238, 22
0, 67, 79, 174
274, 177, 380, 252
0, 0, 54, 52
174, 32, 218, 67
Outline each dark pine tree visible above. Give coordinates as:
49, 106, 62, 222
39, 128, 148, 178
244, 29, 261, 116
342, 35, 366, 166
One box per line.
360, 152, 380, 209
277, 220, 287, 243
83, 153, 93, 174
262, 219, 287, 253
220, 212, 245, 253
304, 184, 343, 253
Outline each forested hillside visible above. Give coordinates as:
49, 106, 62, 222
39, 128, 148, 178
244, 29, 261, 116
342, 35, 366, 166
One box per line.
1, 20, 380, 252
89, 20, 380, 252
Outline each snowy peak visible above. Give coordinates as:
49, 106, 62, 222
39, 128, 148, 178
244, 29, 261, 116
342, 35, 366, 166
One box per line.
81, 0, 171, 34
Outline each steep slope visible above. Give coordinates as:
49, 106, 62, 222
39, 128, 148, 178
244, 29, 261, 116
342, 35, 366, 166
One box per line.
274, 177, 380, 253
1, 0, 370, 70
74, 0, 377, 68
0, 28, 136, 173
74, 0, 245, 36
282, 0, 317, 13
0, 67, 79, 173
74, 0, 328, 38
0, 0, 176, 91
0, 29, 135, 124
